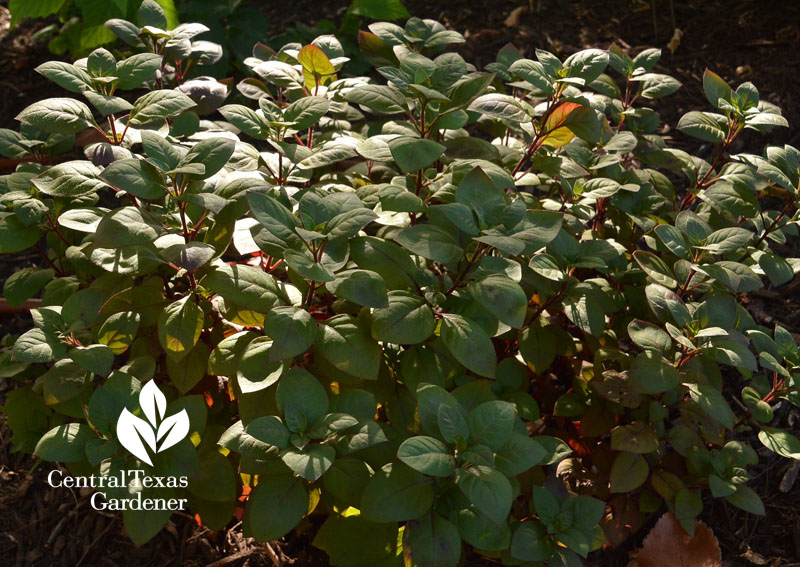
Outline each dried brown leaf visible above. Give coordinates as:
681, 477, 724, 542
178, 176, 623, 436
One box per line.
637, 512, 721, 567
667, 28, 684, 55
504, 6, 527, 28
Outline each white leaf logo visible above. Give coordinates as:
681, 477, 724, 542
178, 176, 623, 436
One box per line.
116, 381, 190, 466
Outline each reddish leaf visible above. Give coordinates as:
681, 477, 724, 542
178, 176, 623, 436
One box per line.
637, 512, 722, 567
601, 494, 642, 547
358, 31, 398, 68
297, 44, 337, 92
540, 102, 581, 147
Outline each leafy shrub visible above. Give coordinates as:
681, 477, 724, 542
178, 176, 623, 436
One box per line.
2, 2, 800, 565
8, 0, 179, 56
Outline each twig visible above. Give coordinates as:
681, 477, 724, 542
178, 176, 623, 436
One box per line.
205, 548, 269, 567
0, 298, 41, 314
264, 542, 285, 567
75, 518, 117, 567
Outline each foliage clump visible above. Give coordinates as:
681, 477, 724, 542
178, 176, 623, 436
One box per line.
2, 2, 800, 564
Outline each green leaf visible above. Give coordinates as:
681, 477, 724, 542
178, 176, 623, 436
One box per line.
0, 214, 41, 253
16, 98, 94, 134
637, 73, 682, 99
676, 111, 726, 143
97, 311, 140, 355
532, 485, 560, 524
494, 433, 546, 476
166, 343, 209, 393
674, 488, 703, 520
437, 403, 469, 445
323, 458, 373, 504
284, 96, 330, 130
314, 515, 399, 566
123, 498, 172, 546
345, 84, 407, 114
628, 320, 672, 354
83, 92, 133, 116
138, 0, 168, 27
610, 421, 659, 453
307, 413, 359, 439
564, 48, 608, 84
609, 452, 649, 493
468, 93, 530, 122
3, 268, 54, 307
702, 227, 753, 255
9, 0, 68, 25
361, 462, 434, 523
141, 131, 182, 170
350, 236, 418, 290
264, 306, 317, 361
702, 69, 732, 108
536, 436, 573, 465
468, 275, 527, 329
725, 485, 765, 515
561, 293, 605, 337
281, 445, 335, 482
687, 384, 736, 429
403, 513, 462, 567
645, 283, 692, 327
314, 315, 382, 380
350, 0, 410, 20
157, 296, 203, 361
284, 248, 335, 282
116, 53, 163, 90
397, 436, 455, 477
758, 252, 794, 286
32, 160, 103, 197
203, 263, 279, 313
179, 137, 236, 179
440, 314, 497, 378
94, 206, 159, 247
219, 104, 267, 138
235, 339, 284, 393
247, 191, 298, 242
242, 416, 290, 449
454, 166, 507, 228
395, 224, 463, 264
388, 136, 446, 173
325, 269, 388, 308
371, 291, 435, 344
654, 224, 690, 260
34, 423, 95, 462
69, 344, 114, 376
455, 465, 512, 525
276, 367, 329, 433
633, 250, 677, 288
511, 522, 554, 562
757, 427, 800, 460
129, 89, 195, 125
35, 61, 92, 93
630, 351, 680, 394
709, 474, 736, 498
508, 59, 553, 94
467, 400, 515, 450
245, 474, 308, 541
188, 447, 236, 504
100, 158, 167, 200
454, 506, 510, 551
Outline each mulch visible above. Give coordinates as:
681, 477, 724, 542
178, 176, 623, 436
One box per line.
2, 1, 800, 565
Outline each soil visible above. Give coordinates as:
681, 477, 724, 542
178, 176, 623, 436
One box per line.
1, 1, 800, 566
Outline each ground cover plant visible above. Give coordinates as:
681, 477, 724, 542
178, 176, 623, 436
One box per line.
1, 1, 800, 565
